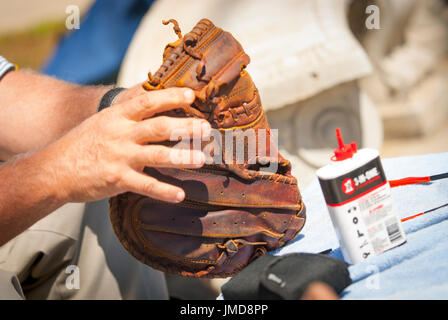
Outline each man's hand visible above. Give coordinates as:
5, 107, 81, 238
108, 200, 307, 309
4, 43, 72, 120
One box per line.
47, 87, 210, 204
0, 87, 210, 245
301, 282, 339, 300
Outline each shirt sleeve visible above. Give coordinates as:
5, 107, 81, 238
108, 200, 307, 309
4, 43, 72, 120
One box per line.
0, 55, 16, 81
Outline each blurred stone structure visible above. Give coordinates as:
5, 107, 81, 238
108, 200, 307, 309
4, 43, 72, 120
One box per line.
351, 0, 448, 138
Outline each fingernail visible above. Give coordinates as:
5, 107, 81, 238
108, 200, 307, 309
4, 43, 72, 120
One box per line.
184, 89, 195, 101
201, 121, 211, 138
176, 191, 185, 202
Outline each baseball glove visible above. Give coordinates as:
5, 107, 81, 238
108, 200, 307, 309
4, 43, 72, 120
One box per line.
109, 18, 306, 278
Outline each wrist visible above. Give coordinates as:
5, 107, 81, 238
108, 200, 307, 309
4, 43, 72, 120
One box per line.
29, 145, 72, 205
4, 148, 68, 214
38, 137, 83, 204
78, 85, 114, 116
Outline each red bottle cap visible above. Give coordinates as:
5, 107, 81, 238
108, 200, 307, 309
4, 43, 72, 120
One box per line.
331, 128, 357, 161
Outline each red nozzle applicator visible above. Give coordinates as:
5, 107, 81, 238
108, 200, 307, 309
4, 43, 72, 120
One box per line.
332, 128, 358, 161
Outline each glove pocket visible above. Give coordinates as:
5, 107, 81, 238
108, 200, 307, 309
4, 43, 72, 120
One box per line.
110, 194, 302, 277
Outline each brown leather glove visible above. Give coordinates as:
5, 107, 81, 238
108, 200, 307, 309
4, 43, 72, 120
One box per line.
109, 18, 306, 278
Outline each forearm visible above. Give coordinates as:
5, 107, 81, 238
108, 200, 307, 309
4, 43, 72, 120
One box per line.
0, 70, 111, 160
0, 147, 66, 245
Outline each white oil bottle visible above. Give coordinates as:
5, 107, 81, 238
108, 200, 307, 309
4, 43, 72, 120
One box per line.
316, 128, 406, 264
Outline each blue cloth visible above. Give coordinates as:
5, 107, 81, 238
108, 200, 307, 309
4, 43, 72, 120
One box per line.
42, 0, 154, 84
273, 152, 448, 299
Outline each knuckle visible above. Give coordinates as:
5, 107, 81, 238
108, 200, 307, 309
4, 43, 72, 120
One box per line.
104, 170, 121, 186
191, 119, 205, 133
142, 181, 155, 194
121, 119, 136, 138
150, 147, 167, 165
137, 94, 151, 108
185, 118, 197, 129
151, 117, 171, 137
97, 111, 127, 135
175, 148, 191, 164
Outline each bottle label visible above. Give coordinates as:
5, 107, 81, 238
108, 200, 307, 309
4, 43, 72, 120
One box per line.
319, 157, 387, 206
